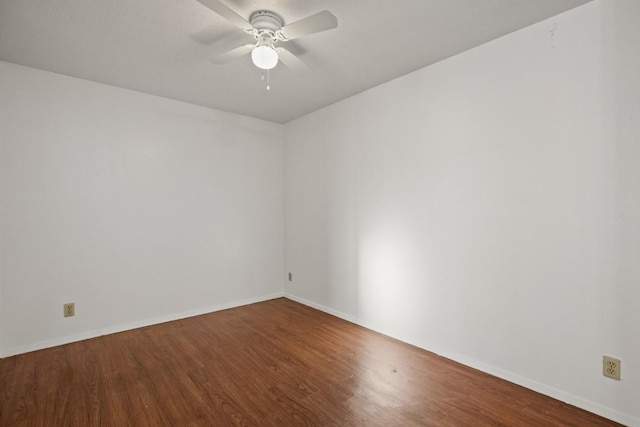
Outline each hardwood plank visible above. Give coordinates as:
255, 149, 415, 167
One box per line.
0, 298, 623, 426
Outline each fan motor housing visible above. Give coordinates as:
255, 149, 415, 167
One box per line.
250, 11, 282, 31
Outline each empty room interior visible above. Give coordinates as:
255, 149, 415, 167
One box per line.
0, 0, 638, 425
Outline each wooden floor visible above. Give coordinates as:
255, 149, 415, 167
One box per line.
0, 298, 622, 426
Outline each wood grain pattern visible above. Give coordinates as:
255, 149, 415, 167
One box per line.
0, 298, 622, 426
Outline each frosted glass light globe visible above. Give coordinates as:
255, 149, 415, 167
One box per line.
251, 45, 278, 70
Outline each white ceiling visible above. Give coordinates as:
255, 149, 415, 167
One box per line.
0, 0, 591, 123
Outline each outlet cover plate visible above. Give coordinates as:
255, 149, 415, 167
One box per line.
64, 302, 75, 317
603, 355, 621, 380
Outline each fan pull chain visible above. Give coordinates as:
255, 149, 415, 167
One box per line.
259, 71, 271, 91
259, 71, 270, 90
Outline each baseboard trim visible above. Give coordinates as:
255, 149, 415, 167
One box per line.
284, 293, 638, 427
0, 292, 284, 359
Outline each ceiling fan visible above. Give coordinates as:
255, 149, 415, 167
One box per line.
197, 0, 338, 72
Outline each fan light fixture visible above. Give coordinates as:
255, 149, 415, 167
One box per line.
252, 45, 278, 70
198, 2, 338, 76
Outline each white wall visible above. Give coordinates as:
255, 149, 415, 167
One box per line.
0, 123, 3, 353
602, 4, 640, 422
284, 1, 639, 425
0, 61, 284, 356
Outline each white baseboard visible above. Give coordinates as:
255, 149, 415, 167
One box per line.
0, 292, 284, 359
284, 292, 638, 427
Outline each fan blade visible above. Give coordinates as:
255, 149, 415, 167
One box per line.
278, 10, 337, 40
211, 31, 256, 53
276, 48, 310, 73
210, 44, 254, 64
196, 0, 252, 30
